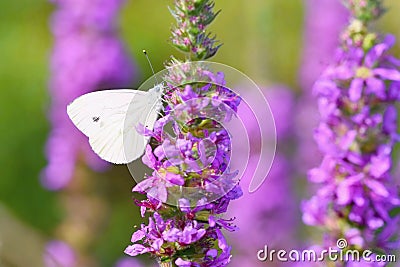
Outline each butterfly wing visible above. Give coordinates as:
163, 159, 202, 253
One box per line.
67, 89, 161, 164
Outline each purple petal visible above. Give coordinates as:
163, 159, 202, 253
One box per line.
179, 198, 191, 212
135, 123, 153, 137
336, 183, 352, 205
336, 174, 364, 205
215, 228, 228, 250
153, 213, 164, 229
140, 206, 146, 217
142, 145, 157, 169
132, 177, 154, 193
339, 130, 357, 150
131, 230, 145, 243
365, 35, 395, 66
332, 65, 354, 80
206, 249, 218, 258
44, 241, 77, 267
369, 153, 391, 178
383, 34, 396, 47
154, 145, 166, 160
313, 79, 340, 99
151, 238, 163, 250
365, 77, 385, 99
374, 68, 400, 81
208, 215, 216, 227
163, 228, 180, 242
345, 228, 364, 248
364, 179, 389, 198
215, 72, 226, 85
387, 56, 400, 67
124, 244, 149, 256
175, 258, 192, 267
367, 217, 384, 230
348, 78, 363, 101
302, 197, 327, 226
383, 105, 398, 135
165, 172, 184, 186
308, 167, 328, 183
147, 183, 167, 203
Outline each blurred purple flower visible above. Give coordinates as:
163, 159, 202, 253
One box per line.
227, 86, 300, 267
303, 31, 400, 253
296, 0, 349, 173
299, 0, 349, 90
42, 0, 135, 190
44, 240, 76, 267
114, 257, 145, 267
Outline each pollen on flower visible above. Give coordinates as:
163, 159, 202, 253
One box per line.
355, 66, 372, 79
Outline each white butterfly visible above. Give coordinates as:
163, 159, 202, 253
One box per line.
67, 84, 164, 164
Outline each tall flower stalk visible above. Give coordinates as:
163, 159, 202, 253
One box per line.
125, 1, 242, 266
303, 0, 400, 264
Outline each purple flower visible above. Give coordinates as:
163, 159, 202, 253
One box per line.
42, 0, 135, 190
125, 2, 242, 265
44, 240, 76, 267
126, 69, 241, 266
296, 0, 348, 175
227, 86, 300, 266
302, 21, 400, 255
114, 257, 144, 267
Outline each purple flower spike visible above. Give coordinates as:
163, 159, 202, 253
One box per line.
125, 2, 242, 264
303, 1, 400, 258
126, 69, 242, 266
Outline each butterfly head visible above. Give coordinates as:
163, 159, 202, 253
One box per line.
152, 83, 164, 94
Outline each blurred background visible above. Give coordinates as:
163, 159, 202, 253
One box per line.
0, 0, 400, 266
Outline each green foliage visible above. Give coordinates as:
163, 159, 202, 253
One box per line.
0, 0, 61, 232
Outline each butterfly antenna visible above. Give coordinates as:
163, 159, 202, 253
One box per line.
143, 50, 159, 84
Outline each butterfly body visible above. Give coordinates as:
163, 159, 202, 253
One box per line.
67, 85, 164, 164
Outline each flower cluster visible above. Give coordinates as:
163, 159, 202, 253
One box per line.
125, 0, 242, 265
343, 0, 385, 23
126, 66, 242, 266
43, 0, 135, 190
302, 20, 400, 257
170, 0, 221, 60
